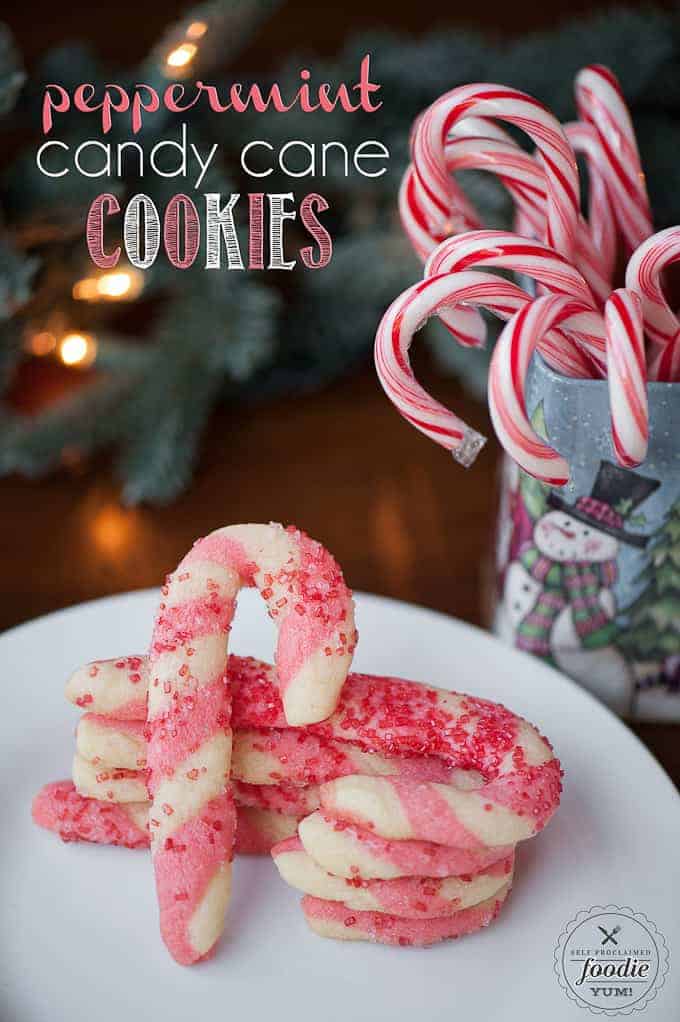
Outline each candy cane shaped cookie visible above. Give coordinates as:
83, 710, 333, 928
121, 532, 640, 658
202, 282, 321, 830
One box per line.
575, 65, 653, 252
76, 714, 147, 770
604, 289, 648, 467
147, 524, 354, 964
66, 655, 148, 719
301, 886, 510, 946
72, 754, 148, 803
33, 781, 150, 849
405, 83, 580, 262
298, 812, 512, 880
232, 781, 320, 816
77, 715, 458, 786
272, 836, 514, 917
33, 781, 300, 855
69, 652, 561, 843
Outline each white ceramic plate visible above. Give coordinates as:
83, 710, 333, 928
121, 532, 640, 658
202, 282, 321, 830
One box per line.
1, 589, 678, 1022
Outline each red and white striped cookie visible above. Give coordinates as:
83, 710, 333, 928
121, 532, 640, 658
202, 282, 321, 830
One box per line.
76, 714, 147, 770
301, 885, 511, 946
32, 781, 298, 856
272, 836, 514, 918
147, 524, 354, 964
76, 713, 457, 788
298, 812, 513, 880
232, 781, 320, 816
72, 753, 148, 804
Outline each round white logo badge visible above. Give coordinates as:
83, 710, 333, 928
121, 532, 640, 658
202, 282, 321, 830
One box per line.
554, 905, 669, 1016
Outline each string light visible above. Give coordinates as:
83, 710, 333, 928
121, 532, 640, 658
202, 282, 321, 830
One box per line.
26, 331, 57, 357
165, 42, 197, 71
186, 20, 207, 39
72, 269, 143, 302
57, 332, 97, 369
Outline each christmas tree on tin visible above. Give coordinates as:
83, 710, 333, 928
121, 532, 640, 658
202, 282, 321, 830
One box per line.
620, 498, 680, 692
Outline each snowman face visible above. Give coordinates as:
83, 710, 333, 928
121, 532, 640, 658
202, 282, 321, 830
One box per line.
534, 510, 618, 563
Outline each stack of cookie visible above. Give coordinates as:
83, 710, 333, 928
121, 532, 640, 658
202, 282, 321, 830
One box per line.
34, 650, 562, 949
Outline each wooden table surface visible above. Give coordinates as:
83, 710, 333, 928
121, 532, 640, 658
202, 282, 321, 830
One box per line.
1, 360, 678, 787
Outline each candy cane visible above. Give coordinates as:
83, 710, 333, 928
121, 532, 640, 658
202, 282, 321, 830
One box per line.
405, 83, 581, 264
604, 288, 648, 467
423, 230, 606, 377
441, 126, 613, 304
564, 120, 617, 284
575, 65, 653, 252
488, 295, 600, 484
374, 270, 603, 464
147, 524, 354, 964
625, 226, 680, 359
489, 292, 649, 482
651, 330, 680, 383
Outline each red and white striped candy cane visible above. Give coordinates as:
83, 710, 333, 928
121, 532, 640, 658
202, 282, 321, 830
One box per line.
405, 83, 581, 264
147, 524, 355, 964
374, 270, 605, 465
489, 292, 648, 483
423, 230, 606, 377
651, 330, 680, 383
442, 123, 613, 305
564, 120, 618, 285
604, 289, 648, 467
575, 65, 653, 252
625, 226, 680, 365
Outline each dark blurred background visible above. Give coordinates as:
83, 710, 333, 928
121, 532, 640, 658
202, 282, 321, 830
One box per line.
1, 1, 678, 783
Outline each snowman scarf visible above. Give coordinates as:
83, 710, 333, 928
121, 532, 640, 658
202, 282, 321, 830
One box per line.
516, 545, 618, 658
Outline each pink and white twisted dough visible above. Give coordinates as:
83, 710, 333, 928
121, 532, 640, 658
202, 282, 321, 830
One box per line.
488, 291, 647, 485
147, 524, 355, 964
575, 65, 653, 253
626, 226, 680, 379
401, 83, 580, 267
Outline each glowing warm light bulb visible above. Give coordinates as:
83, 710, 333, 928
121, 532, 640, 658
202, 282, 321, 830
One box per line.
72, 278, 99, 301
58, 332, 97, 368
27, 331, 57, 356
166, 42, 197, 69
73, 268, 143, 302
186, 20, 207, 39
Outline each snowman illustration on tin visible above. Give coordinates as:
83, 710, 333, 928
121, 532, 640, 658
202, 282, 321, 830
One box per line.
498, 461, 660, 713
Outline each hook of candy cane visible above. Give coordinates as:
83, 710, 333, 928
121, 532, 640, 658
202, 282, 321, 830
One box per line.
405, 83, 581, 265
488, 291, 649, 483
604, 289, 648, 467
401, 109, 612, 306
373, 270, 601, 466
444, 123, 613, 305
625, 226, 680, 366
488, 295, 606, 484
575, 65, 653, 252
423, 230, 606, 377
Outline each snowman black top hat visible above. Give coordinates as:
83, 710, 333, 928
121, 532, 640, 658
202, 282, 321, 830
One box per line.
547, 460, 660, 549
